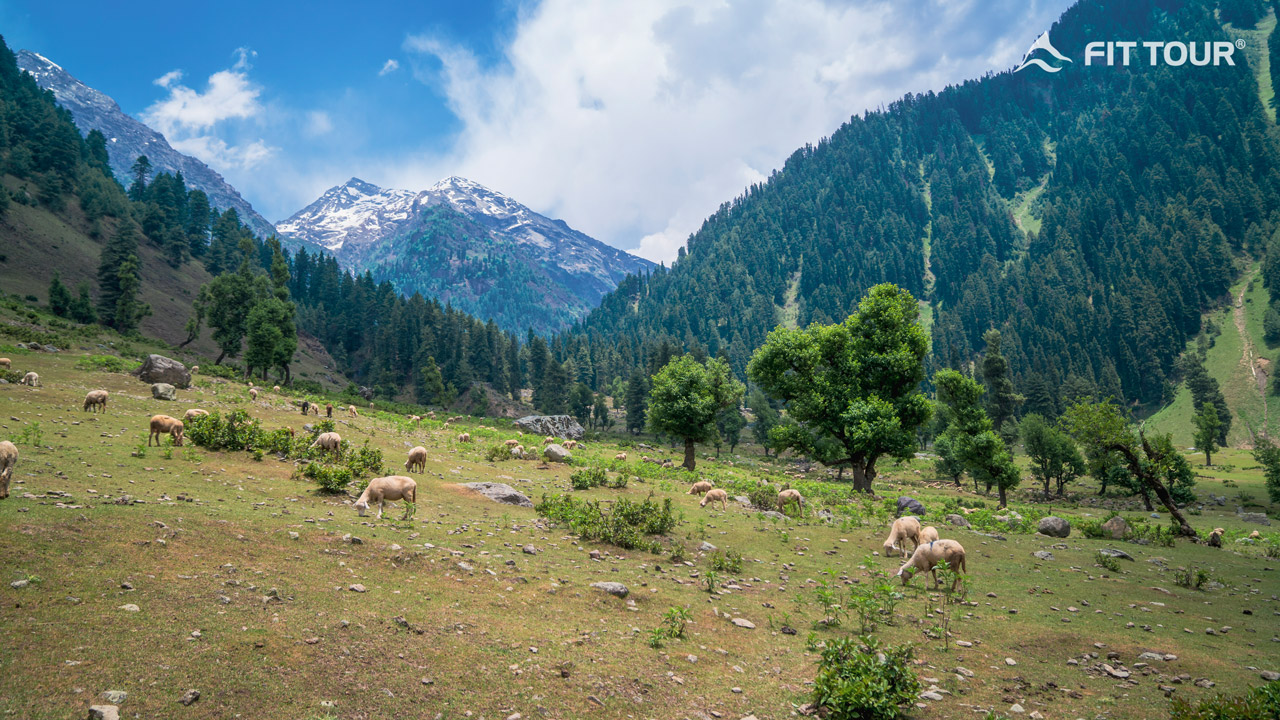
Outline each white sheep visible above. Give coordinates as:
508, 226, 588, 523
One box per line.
83, 390, 109, 413
190, 365, 199, 375
510, 445, 526, 459
564, 439, 578, 450
182, 408, 209, 423
457, 432, 471, 443
404, 446, 428, 473
918, 525, 940, 544
688, 480, 714, 495
347, 405, 359, 418
0, 439, 16, 499
0, 357, 9, 369
249, 388, 258, 400
882, 516, 922, 558
148, 415, 185, 447
700, 488, 729, 510
310, 432, 342, 454
273, 385, 281, 392
21, 371, 39, 387
896, 539, 967, 590
614, 452, 627, 461
355, 475, 417, 520
777, 488, 804, 513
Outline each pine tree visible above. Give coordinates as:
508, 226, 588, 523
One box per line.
625, 369, 649, 435
420, 357, 446, 405
128, 155, 151, 201
980, 329, 1022, 438
96, 221, 141, 328
47, 272, 70, 317
591, 393, 610, 429
68, 282, 96, 324
111, 256, 150, 333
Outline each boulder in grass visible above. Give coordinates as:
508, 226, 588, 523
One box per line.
1037, 516, 1071, 538
151, 383, 176, 401
896, 496, 926, 517
133, 354, 191, 389
590, 581, 629, 598
461, 482, 534, 508
515, 415, 585, 440
1101, 516, 1129, 539
544, 444, 572, 463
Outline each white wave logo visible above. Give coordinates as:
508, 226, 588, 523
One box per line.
1015, 31, 1073, 72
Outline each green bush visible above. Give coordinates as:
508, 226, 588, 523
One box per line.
709, 549, 743, 573
812, 636, 920, 720
535, 493, 676, 554
1173, 565, 1212, 590
748, 484, 777, 510
292, 379, 323, 394
1169, 681, 1280, 719
345, 441, 386, 478
75, 354, 140, 373
571, 466, 608, 490
484, 444, 512, 462
302, 462, 353, 493
1094, 551, 1121, 572
186, 410, 263, 451
199, 363, 241, 380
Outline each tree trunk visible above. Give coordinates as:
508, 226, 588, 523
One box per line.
683, 438, 696, 471
998, 484, 1008, 508
215, 350, 226, 365
1108, 436, 1198, 538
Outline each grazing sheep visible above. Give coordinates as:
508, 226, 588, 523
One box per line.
347, 405, 359, 418
504, 439, 520, 448
1250, 530, 1262, 539
148, 415, 185, 447
249, 388, 258, 400
21, 372, 39, 387
564, 439, 579, 450
83, 390, 109, 413
882, 516, 922, 558
273, 385, 281, 392
0, 440, 17, 499
310, 432, 342, 454
427, 411, 437, 419
457, 432, 471, 443
182, 408, 209, 423
699, 488, 729, 511
311, 404, 319, 415
777, 488, 804, 513
404, 446, 428, 473
410, 415, 422, 426
919, 526, 940, 544
369, 402, 374, 409
542, 436, 556, 445
614, 452, 627, 461
283, 426, 295, 437
355, 475, 418, 520
688, 480, 714, 495
326, 403, 333, 418
661, 460, 674, 468
510, 445, 526, 459
1208, 527, 1224, 548
897, 539, 967, 590
190, 365, 199, 374
0, 358, 9, 369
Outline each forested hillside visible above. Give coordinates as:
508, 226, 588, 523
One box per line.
565, 0, 1279, 421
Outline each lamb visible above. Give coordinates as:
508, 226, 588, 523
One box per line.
614, 452, 627, 461
190, 365, 199, 374
699, 488, 729, 510
0, 440, 17, 499
688, 480, 714, 495
404, 446, 428, 473
410, 415, 422, 426
918, 525, 940, 544
504, 439, 520, 448
896, 539, 967, 590
325, 403, 333, 418
347, 405, 359, 418
273, 385, 281, 392
148, 415, 185, 446
355, 475, 417, 520
1250, 530, 1262, 539
777, 488, 804, 513
882, 516, 922, 558
543, 436, 556, 445
83, 390, 109, 413
427, 411, 436, 419
182, 408, 209, 423
1207, 527, 1225, 548
457, 432, 471, 443
21, 372, 39, 387
310, 432, 342, 454
249, 388, 258, 400
0, 358, 10, 369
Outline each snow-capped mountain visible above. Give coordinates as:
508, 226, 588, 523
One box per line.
278, 176, 654, 331
16, 49, 275, 239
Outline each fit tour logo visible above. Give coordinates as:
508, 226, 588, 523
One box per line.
1015, 30, 1242, 72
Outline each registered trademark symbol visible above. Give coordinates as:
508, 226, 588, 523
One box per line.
1237, 39, 1247, 49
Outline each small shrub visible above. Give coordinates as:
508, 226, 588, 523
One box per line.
1173, 565, 1212, 591
704, 570, 719, 593
484, 444, 512, 462
302, 462, 353, 493
669, 543, 688, 563
16, 422, 42, 447
812, 636, 920, 720
200, 363, 240, 380
571, 466, 607, 490
1169, 680, 1280, 720
1094, 551, 1121, 573
535, 493, 675, 554
75, 354, 140, 373
748, 484, 777, 510
709, 549, 743, 574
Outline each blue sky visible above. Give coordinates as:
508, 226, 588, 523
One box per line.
2, 0, 1075, 261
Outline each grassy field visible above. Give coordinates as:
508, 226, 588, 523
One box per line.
1, 346, 1277, 720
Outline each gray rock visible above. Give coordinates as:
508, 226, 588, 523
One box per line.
919, 691, 944, 701
88, 706, 120, 720
1138, 652, 1165, 662
522, 544, 538, 555
10, 579, 29, 589
1212, 495, 1226, 506
178, 689, 200, 706
1261, 670, 1280, 682
590, 581, 629, 598
101, 690, 128, 704
1239, 512, 1271, 526
731, 617, 755, 629
514, 415, 585, 440
896, 496, 926, 517
1032, 551, 1055, 561
349, 584, 366, 593
945, 513, 971, 528
133, 354, 191, 389
761, 511, 788, 521
699, 542, 718, 552
461, 482, 534, 508
1101, 516, 1129, 539
543, 444, 572, 463
151, 383, 177, 401
1098, 548, 1135, 560
1037, 516, 1071, 538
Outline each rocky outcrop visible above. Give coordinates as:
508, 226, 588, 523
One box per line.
133, 355, 191, 389
896, 496, 926, 517
544, 444, 572, 463
460, 482, 533, 508
515, 415, 585, 440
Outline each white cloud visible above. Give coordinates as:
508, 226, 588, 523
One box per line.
396, 0, 1073, 263
304, 110, 334, 137
142, 52, 275, 171
379, 58, 400, 76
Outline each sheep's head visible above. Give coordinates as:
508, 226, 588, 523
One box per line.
355, 500, 369, 516
896, 565, 914, 584
883, 541, 898, 557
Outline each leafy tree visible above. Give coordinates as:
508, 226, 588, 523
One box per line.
748, 283, 931, 492
68, 282, 96, 324
934, 369, 1021, 506
204, 245, 257, 364
1021, 413, 1084, 497
179, 285, 209, 348
624, 369, 648, 435
569, 382, 594, 426
1192, 404, 1221, 466
47, 272, 70, 317
932, 433, 966, 486
1252, 438, 1280, 505
1061, 400, 1198, 537
591, 393, 611, 430
1182, 353, 1231, 444
647, 355, 744, 471
715, 402, 746, 455
747, 387, 778, 457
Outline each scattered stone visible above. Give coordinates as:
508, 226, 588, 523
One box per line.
1005, 657, 1017, 666
590, 582, 629, 598
1101, 516, 1130, 539
342, 534, 363, 545
522, 544, 538, 555
955, 667, 974, 678
101, 691, 128, 704
1037, 516, 1071, 538
1194, 678, 1216, 689
1138, 652, 1165, 662
151, 383, 177, 401
10, 579, 29, 589
543, 444, 572, 463
461, 482, 534, 508
945, 514, 971, 528
731, 618, 756, 629
1261, 671, 1280, 682
1010, 703, 1025, 714
177, 689, 200, 706
699, 541, 718, 552
88, 706, 119, 720
920, 691, 944, 701
1032, 551, 1055, 561
1103, 664, 1131, 679
349, 584, 366, 593
1239, 512, 1271, 526
118, 604, 139, 613
1098, 548, 1135, 561
896, 496, 926, 517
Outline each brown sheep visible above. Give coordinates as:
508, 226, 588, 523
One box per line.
542, 436, 556, 445
457, 432, 471, 443
83, 390, 109, 413
777, 488, 804, 513
918, 525, 940, 544
284, 426, 295, 437
0, 358, 9, 369
347, 405, 359, 418
404, 446, 428, 473
1207, 527, 1224, 548
882, 516, 922, 558
249, 388, 258, 400
182, 408, 209, 423
410, 415, 422, 426
326, 403, 333, 418
699, 488, 729, 510
0, 440, 17, 499
563, 439, 579, 450
688, 480, 714, 495
614, 452, 627, 461
148, 415, 185, 447
310, 432, 342, 454
355, 475, 417, 520
897, 539, 967, 590
21, 371, 39, 387
504, 439, 520, 448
